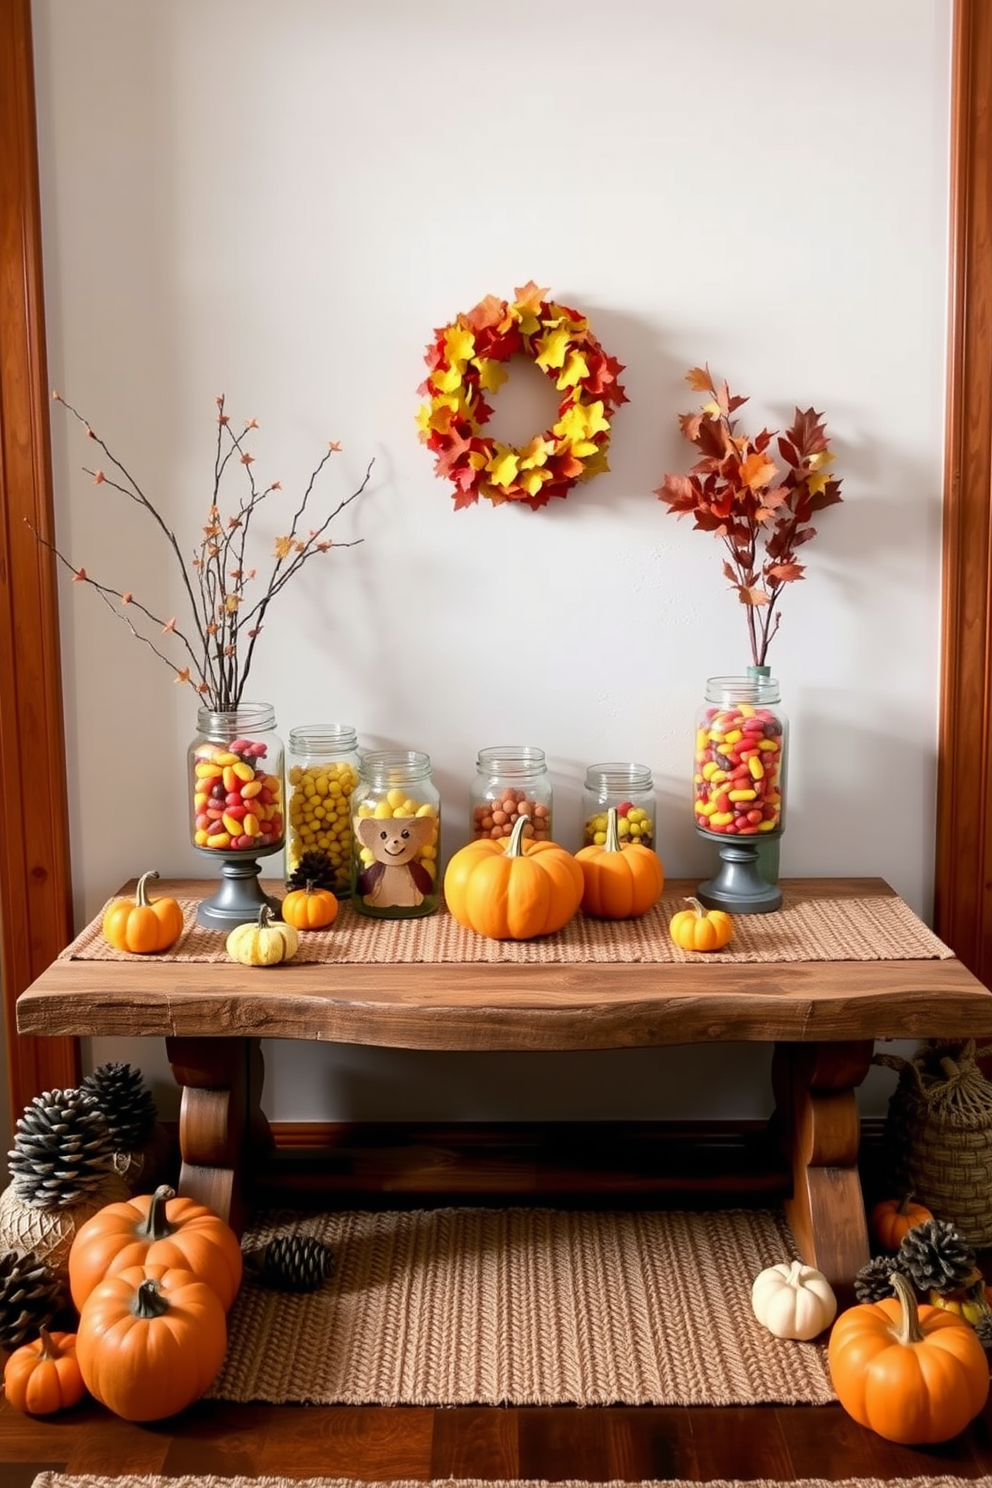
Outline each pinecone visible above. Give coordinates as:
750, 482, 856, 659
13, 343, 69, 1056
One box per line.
248, 1234, 335, 1293
854, 1254, 899, 1303
0, 1250, 63, 1351
975, 1312, 992, 1349
287, 849, 338, 893
8, 1088, 115, 1208
80, 1062, 158, 1151
896, 1217, 977, 1294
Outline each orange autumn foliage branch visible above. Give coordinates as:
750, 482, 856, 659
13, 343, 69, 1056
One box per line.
655, 366, 843, 667
33, 394, 373, 711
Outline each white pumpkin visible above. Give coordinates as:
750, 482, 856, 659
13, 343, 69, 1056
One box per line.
751, 1258, 837, 1340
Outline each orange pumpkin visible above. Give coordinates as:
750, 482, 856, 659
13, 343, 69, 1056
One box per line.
443, 814, 583, 940
281, 882, 339, 930
575, 806, 664, 918
669, 896, 734, 952
76, 1262, 227, 1421
102, 871, 184, 954
828, 1269, 989, 1443
3, 1328, 86, 1415
870, 1193, 934, 1251
68, 1183, 243, 1313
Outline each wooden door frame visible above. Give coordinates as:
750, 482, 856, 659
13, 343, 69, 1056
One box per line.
1, 1, 990, 1126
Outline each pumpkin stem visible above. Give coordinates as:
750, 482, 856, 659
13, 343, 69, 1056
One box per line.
257, 904, 275, 929
785, 1258, 805, 1287
504, 814, 531, 858
683, 896, 709, 918
135, 869, 161, 908
37, 1325, 60, 1359
136, 1184, 178, 1241
131, 1278, 172, 1319
604, 807, 621, 853
888, 1269, 924, 1345
897, 1192, 915, 1216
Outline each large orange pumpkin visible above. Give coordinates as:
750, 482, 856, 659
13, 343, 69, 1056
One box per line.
3, 1328, 86, 1415
575, 806, 664, 918
75, 1262, 227, 1421
443, 814, 583, 940
828, 1269, 989, 1443
68, 1183, 243, 1313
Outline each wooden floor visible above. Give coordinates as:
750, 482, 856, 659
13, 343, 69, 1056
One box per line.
5, 1395, 992, 1484
4, 1128, 992, 1484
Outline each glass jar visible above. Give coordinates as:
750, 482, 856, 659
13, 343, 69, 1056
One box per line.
351, 749, 441, 918
189, 701, 285, 857
693, 675, 787, 843
285, 724, 361, 892
470, 745, 553, 843
582, 763, 656, 850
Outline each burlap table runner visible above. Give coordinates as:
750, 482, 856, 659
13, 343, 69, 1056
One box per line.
61, 887, 953, 966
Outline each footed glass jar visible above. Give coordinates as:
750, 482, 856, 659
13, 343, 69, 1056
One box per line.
582, 763, 655, 850
693, 674, 787, 913
188, 701, 286, 928
351, 749, 441, 919
286, 724, 361, 893
470, 745, 553, 843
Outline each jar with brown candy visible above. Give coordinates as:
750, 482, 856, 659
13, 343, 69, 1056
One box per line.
469, 745, 553, 843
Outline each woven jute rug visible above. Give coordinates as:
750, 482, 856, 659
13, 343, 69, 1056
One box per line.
30, 1477, 992, 1488
208, 1206, 835, 1407
62, 886, 952, 965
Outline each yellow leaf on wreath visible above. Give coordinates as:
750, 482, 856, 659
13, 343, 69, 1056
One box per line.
555, 400, 610, 444
443, 323, 475, 366
478, 359, 509, 394
490, 446, 521, 488
580, 449, 611, 479
557, 350, 590, 389
535, 326, 572, 372
434, 364, 466, 394
512, 281, 549, 335
520, 467, 552, 496
518, 435, 555, 469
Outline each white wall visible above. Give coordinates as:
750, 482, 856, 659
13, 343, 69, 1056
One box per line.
30, 0, 951, 1123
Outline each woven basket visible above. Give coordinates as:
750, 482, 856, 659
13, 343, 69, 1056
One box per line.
874, 1039, 992, 1247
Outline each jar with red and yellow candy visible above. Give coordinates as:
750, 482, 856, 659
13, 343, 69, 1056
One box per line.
189, 702, 285, 858
351, 749, 441, 919
469, 745, 553, 844
693, 675, 787, 842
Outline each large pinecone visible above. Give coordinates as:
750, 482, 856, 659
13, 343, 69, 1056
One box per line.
8, 1088, 115, 1208
896, 1218, 976, 1293
854, 1254, 898, 1303
287, 849, 338, 892
0, 1249, 62, 1351
80, 1062, 158, 1151
249, 1234, 335, 1293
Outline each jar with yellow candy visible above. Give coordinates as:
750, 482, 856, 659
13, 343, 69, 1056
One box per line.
351, 749, 441, 919
285, 724, 361, 894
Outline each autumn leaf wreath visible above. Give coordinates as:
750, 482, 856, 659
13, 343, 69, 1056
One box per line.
417, 281, 627, 512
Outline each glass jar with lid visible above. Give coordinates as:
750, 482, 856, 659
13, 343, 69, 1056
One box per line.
470, 745, 553, 843
351, 749, 441, 918
285, 723, 361, 893
582, 762, 656, 850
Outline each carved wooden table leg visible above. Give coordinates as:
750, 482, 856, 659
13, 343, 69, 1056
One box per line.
771, 1039, 874, 1302
165, 1035, 272, 1236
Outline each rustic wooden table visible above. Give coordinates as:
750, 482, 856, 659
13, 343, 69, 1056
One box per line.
16, 875, 992, 1291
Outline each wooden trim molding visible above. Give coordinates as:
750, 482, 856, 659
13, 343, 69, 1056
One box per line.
0, 0, 78, 1117
935, 0, 992, 980
0, 5, 989, 1133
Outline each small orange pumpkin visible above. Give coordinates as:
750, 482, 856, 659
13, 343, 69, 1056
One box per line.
76, 1262, 227, 1421
68, 1183, 243, 1313
281, 881, 339, 930
828, 1269, 989, 1443
3, 1327, 86, 1415
443, 814, 584, 940
575, 807, 664, 919
102, 871, 184, 954
870, 1193, 934, 1251
669, 896, 734, 952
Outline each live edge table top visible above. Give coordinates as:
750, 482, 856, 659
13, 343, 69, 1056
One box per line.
15, 876, 992, 1053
